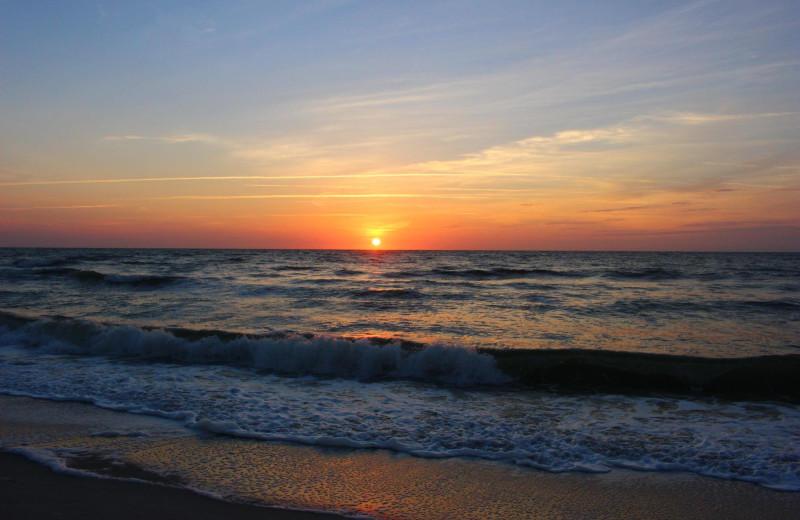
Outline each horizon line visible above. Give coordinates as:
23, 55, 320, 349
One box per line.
1, 246, 797, 254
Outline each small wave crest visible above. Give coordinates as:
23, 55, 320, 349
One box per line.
603, 268, 682, 280
350, 288, 426, 299
272, 265, 318, 272
384, 267, 585, 280
13, 258, 70, 268
33, 268, 184, 287
0, 315, 508, 386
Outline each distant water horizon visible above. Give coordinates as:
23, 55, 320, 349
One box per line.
6, 246, 800, 252
2, 247, 797, 357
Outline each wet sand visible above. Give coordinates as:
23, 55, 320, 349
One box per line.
2, 395, 800, 520
0, 452, 346, 520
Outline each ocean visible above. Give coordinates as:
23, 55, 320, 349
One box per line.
1, 248, 799, 517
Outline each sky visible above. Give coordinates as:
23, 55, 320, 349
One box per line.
1, 0, 798, 250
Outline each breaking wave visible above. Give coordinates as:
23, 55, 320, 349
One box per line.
1, 312, 799, 401
0, 313, 507, 386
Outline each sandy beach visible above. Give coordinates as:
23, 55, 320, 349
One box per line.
2, 395, 800, 520
0, 452, 347, 520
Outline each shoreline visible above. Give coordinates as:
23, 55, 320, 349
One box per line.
0, 452, 349, 520
2, 395, 800, 520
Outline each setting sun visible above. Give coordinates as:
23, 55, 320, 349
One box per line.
372, 238, 381, 247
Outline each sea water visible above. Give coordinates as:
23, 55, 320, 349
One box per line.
1, 248, 799, 507
2, 249, 797, 356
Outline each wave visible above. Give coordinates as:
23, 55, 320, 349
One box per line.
386, 266, 712, 281
119, 260, 166, 266
742, 299, 800, 311
432, 267, 586, 279
272, 265, 318, 272
0, 313, 506, 386
13, 258, 72, 268
381, 266, 768, 283
383, 267, 586, 280
597, 298, 800, 315
1, 312, 798, 401
602, 268, 681, 280
33, 268, 184, 287
4, 339, 799, 492
334, 268, 364, 276
484, 347, 800, 402
350, 288, 426, 299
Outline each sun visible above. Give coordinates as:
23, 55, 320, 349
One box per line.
371, 237, 381, 247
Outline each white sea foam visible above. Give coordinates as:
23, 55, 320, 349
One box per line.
0, 318, 508, 386
7, 446, 100, 478
2, 339, 799, 491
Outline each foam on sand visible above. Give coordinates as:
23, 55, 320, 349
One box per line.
3, 396, 800, 520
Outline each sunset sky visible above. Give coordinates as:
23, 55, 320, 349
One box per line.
1, 0, 798, 250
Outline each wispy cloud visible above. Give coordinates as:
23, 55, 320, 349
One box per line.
102, 133, 320, 162
102, 134, 221, 144
0, 204, 123, 211
0, 172, 528, 187
409, 109, 799, 198
310, 84, 454, 112
230, 213, 369, 218
544, 220, 603, 226
681, 218, 800, 229
246, 184, 530, 193
642, 111, 796, 125
581, 205, 657, 213
148, 194, 484, 200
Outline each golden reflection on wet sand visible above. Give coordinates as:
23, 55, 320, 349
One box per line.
128, 437, 800, 520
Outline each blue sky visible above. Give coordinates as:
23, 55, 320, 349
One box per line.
1, 1, 798, 249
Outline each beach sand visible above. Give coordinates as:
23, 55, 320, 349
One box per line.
0, 452, 347, 520
2, 395, 800, 520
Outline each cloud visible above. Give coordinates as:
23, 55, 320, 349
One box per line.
404, 108, 799, 202
642, 111, 796, 125
581, 205, 657, 213
681, 218, 800, 229
230, 213, 368, 218
102, 134, 221, 144
102, 133, 319, 162
246, 184, 528, 194
311, 87, 448, 112
544, 220, 601, 226
0, 172, 528, 187
148, 194, 483, 200
420, 123, 642, 171
82, 107, 798, 223
0, 204, 123, 211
